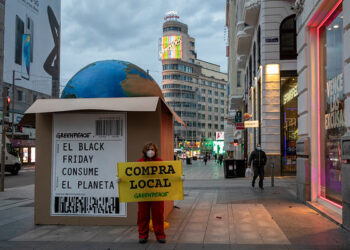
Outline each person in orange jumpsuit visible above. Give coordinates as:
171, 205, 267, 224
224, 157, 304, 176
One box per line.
137, 142, 166, 244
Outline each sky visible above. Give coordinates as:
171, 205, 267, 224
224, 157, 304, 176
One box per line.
60, 0, 228, 87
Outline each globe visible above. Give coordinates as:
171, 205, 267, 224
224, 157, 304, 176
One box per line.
61, 60, 163, 99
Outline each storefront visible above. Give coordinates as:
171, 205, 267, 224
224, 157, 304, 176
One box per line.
296, 0, 349, 228
318, 2, 344, 207
281, 73, 298, 175
12, 139, 36, 164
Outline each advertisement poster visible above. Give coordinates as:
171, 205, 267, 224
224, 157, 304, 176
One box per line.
159, 35, 182, 59
51, 113, 127, 217
117, 161, 183, 202
3, 0, 61, 96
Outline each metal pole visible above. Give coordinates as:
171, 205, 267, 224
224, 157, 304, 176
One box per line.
1, 87, 8, 192
271, 163, 274, 187
12, 70, 15, 139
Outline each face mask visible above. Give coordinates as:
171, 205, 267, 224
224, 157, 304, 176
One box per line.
147, 150, 155, 158
257, 147, 261, 150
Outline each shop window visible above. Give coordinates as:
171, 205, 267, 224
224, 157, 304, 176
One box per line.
281, 73, 298, 175
319, 5, 344, 206
280, 15, 297, 60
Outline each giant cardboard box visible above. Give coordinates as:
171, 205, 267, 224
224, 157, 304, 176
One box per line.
24, 97, 181, 225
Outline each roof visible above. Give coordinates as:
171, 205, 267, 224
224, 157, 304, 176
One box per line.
23, 97, 184, 126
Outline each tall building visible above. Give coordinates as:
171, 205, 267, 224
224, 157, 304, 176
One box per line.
160, 12, 228, 153
0, 0, 61, 164
295, 0, 349, 230
229, 0, 298, 175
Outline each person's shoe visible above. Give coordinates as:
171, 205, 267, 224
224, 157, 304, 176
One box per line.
259, 186, 264, 190
139, 238, 147, 244
252, 182, 255, 188
157, 238, 166, 243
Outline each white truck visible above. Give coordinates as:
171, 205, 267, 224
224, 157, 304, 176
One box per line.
0, 135, 22, 175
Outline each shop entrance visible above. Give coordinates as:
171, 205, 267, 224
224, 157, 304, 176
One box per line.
280, 71, 298, 175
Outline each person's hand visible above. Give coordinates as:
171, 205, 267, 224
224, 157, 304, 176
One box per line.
181, 175, 185, 181
116, 177, 120, 183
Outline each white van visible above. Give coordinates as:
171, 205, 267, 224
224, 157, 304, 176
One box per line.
0, 134, 22, 175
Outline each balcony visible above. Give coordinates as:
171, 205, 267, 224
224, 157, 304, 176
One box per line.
243, 0, 261, 26
236, 29, 251, 55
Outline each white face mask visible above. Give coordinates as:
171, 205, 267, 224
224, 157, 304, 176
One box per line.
147, 150, 155, 158
257, 147, 261, 150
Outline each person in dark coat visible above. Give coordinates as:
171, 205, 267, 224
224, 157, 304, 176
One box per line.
203, 154, 208, 165
248, 144, 267, 190
218, 154, 223, 166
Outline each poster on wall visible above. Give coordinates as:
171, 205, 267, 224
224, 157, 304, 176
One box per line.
3, 0, 61, 96
51, 113, 127, 217
159, 35, 182, 59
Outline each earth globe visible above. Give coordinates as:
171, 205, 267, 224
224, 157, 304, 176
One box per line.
61, 60, 163, 99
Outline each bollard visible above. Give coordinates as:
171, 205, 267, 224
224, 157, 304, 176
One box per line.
271, 163, 274, 187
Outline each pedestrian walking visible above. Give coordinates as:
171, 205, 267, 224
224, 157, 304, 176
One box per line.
214, 153, 217, 162
136, 142, 166, 244
218, 154, 223, 166
208, 154, 211, 160
203, 154, 208, 165
248, 143, 267, 190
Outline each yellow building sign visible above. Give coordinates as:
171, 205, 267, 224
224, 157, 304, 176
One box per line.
117, 161, 184, 202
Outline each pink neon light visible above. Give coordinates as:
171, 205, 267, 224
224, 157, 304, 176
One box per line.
319, 197, 343, 209
316, 0, 343, 209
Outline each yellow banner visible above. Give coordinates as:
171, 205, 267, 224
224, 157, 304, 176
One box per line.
117, 160, 184, 202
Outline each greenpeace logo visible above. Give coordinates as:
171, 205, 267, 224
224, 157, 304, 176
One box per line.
56, 133, 92, 139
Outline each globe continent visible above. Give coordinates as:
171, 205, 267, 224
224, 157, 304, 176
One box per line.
61, 60, 163, 99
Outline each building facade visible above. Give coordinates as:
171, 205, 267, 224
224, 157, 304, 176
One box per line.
230, 0, 298, 175
295, 0, 350, 230
0, 0, 61, 164
160, 12, 228, 153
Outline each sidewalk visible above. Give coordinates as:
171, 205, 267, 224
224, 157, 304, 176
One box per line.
0, 160, 349, 249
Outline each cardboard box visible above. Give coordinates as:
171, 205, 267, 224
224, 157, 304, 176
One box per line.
24, 97, 182, 225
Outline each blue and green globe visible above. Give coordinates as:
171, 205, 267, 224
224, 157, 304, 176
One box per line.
61, 60, 163, 99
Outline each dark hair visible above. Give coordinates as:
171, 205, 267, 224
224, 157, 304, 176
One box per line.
142, 142, 158, 159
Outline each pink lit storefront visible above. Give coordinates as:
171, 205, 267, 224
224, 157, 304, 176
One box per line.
296, 0, 350, 230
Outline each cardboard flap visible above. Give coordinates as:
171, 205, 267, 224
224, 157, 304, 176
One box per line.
23, 97, 185, 127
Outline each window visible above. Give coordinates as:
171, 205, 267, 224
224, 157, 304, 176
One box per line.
221, 125, 224, 130
208, 106, 212, 112
208, 90, 212, 95
215, 124, 218, 129
253, 42, 256, 77
208, 98, 212, 103
280, 15, 297, 60
215, 99, 218, 104
208, 124, 212, 129
208, 115, 212, 120
215, 116, 218, 121
220, 92, 224, 97
214, 107, 218, 112
190, 41, 195, 47
221, 117, 224, 122
220, 100, 224, 106
202, 106, 205, 111
208, 132, 211, 138
17, 90, 25, 102
221, 108, 224, 113
237, 71, 241, 87
163, 26, 181, 32
15, 16, 24, 65
215, 91, 218, 96
201, 89, 206, 94
201, 96, 205, 102
258, 26, 261, 65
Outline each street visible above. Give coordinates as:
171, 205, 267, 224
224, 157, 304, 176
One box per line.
3, 165, 35, 189
0, 159, 349, 249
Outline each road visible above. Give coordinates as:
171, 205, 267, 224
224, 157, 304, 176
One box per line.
3, 166, 35, 189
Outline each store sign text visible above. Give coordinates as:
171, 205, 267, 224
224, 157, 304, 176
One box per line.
325, 73, 345, 130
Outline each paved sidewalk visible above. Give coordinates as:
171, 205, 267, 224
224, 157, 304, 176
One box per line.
0, 160, 349, 249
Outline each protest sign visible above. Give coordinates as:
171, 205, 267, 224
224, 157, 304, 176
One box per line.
117, 161, 183, 202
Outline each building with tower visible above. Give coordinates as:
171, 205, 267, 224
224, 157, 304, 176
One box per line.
160, 11, 228, 154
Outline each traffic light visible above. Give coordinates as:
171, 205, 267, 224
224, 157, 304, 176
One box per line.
6, 96, 10, 115
235, 111, 242, 123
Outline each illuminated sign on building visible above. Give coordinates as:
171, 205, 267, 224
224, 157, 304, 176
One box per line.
283, 85, 298, 105
216, 132, 224, 140
160, 35, 182, 59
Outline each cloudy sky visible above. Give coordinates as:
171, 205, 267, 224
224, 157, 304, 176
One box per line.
60, 0, 228, 87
